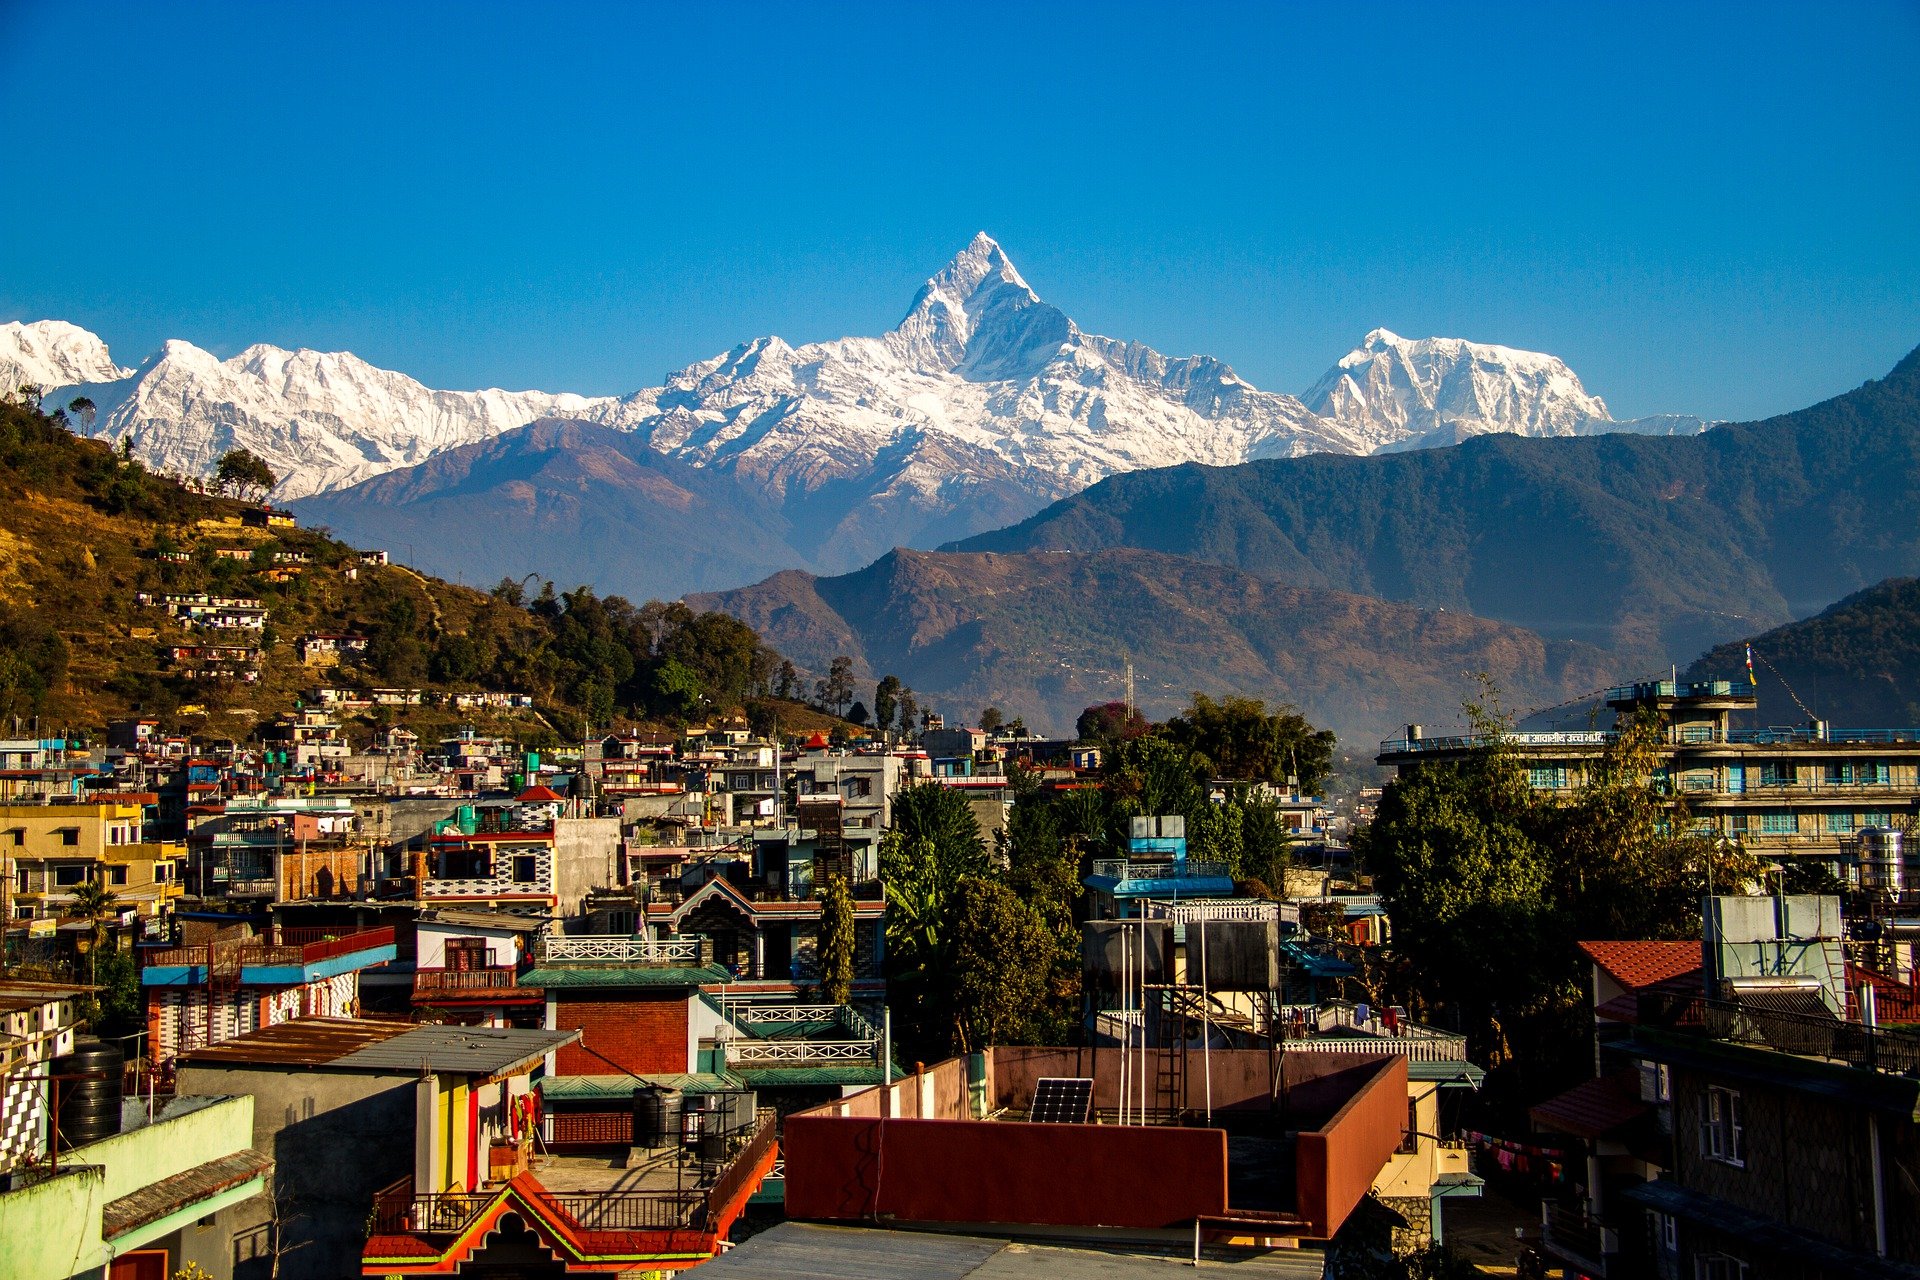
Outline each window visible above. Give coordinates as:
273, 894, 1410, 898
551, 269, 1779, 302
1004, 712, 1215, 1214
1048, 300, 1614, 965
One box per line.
53, 865, 87, 887
58, 828, 79, 847
1528, 766, 1568, 790
1637, 1060, 1671, 1102
1759, 813, 1796, 834
1649, 1210, 1678, 1255
1695, 1255, 1747, 1280
13, 906, 32, 920
1699, 1086, 1744, 1165
511, 855, 538, 884
1758, 763, 1794, 787
1826, 812, 1856, 834
108, 866, 128, 886
5, 828, 21, 847
1729, 813, 1749, 833
1826, 761, 1889, 786
1864, 812, 1891, 830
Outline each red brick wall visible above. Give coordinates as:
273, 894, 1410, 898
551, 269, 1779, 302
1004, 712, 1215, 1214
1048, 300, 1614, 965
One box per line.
551, 992, 690, 1076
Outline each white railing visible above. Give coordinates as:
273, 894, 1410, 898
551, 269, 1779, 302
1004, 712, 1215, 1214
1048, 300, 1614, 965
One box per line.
1142, 898, 1290, 923
1091, 859, 1233, 882
723, 1038, 879, 1068
1284, 1033, 1469, 1063
726, 1003, 840, 1027
540, 936, 700, 965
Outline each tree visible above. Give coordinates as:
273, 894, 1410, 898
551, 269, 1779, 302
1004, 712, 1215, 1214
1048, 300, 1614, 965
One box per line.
214, 447, 277, 501
880, 783, 989, 1061
947, 878, 1057, 1053
816, 874, 857, 1005
776, 660, 800, 700
1163, 693, 1336, 794
873, 675, 903, 733
815, 655, 855, 716
846, 700, 870, 727
69, 879, 119, 991
68, 396, 96, 433
979, 706, 1004, 733
896, 690, 919, 737
1075, 701, 1148, 746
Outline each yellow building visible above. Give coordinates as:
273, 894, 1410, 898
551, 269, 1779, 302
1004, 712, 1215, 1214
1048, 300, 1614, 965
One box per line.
1, 801, 184, 922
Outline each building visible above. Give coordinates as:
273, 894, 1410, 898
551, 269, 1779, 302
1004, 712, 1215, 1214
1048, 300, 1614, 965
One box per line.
410, 908, 546, 1027
296, 633, 368, 667
175, 1019, 574, 1280
1379, 678, 1920, 870
2, 800, 185, 925
1529, 895, 1920, 1279
0, 1093, 269, 1280
0, 980, 85, 1174
644, 872, 887, 996
782, 1045, 1408, 1251
140, 923, 397, 1066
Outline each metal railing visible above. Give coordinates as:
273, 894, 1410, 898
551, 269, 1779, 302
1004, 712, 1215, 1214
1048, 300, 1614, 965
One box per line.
1635, 990, 1920, 1075
538, 936, 701, 965
1090, 859, 1233, 882
369, 1177, 702, 1236
1141, 898, 1292, 923
722, 1037, 880, 1068
142, 926, 392, 971
1378, 731, 1609, 755
1542, 1202, 1616, 1275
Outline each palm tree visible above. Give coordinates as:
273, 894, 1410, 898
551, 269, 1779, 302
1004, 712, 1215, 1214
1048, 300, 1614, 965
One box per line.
68, 878, 119, 989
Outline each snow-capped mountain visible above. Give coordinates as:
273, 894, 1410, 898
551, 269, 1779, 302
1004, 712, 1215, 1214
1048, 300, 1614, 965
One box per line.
1306, 328, 1706, 451
16, 233, 1705, 568
1, 320, 131, 392
30, 337, 612, 499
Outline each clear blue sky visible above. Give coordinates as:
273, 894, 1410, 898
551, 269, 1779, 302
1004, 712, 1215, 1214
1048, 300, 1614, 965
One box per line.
3, 0, 1916, 422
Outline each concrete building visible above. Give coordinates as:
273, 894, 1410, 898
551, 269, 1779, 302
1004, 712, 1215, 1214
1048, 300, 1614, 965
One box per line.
1379, 678, 1920, 871
2, 800, 184, 925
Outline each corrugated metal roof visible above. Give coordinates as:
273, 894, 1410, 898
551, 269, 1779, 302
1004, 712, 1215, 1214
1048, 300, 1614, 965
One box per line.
419, 907, 548, 933
699, 1223, 1327, 1278
328, 1025, 578, 1076
733, 1065, 887, 1087
179, 1017, 408, 1066
520, 964, 730, 988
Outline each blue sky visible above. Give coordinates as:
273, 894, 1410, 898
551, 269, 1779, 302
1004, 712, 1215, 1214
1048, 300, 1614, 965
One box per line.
2, 0, 1916, 421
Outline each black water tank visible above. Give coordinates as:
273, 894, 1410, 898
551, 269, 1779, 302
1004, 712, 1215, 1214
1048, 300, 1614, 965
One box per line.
632, 1085, 681, 1149
55, 1037, 124, 1150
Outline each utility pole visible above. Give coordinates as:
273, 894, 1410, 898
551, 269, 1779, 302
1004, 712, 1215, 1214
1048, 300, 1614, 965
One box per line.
1124, 655, 1135, 722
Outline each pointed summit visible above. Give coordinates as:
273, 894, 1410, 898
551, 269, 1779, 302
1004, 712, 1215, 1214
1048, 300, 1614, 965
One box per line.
889, 233, 1060, 375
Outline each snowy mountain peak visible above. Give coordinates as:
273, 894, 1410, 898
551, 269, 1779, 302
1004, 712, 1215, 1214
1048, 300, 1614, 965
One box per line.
1306, 329, 1615, 446
888, 232, 1058, 375
0, 319, 132, 391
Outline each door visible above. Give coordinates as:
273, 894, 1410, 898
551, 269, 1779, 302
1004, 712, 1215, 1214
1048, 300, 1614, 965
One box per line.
446, 937, 489, 971
109, 1251, 168, 1280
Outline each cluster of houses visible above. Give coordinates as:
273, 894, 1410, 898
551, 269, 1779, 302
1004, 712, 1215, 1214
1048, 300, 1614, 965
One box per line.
2, 674, 1917, 1277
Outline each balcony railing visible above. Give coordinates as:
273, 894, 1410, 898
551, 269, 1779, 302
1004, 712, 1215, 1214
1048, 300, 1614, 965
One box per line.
538, 936, 702, 965
369, 1177, 702, 1236
143, 925, 394, 971
1635, 990, 1920, 1075
413, 967, 529, 998
1542, 1202, 1616, 1275
1141, 898, 1292, 923
1090, 859, 1232, 882
722, 1037, 880, 1069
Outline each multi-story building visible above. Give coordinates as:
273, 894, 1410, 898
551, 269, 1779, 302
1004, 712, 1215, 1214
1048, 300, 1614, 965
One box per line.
2, 799, 184, 924
1379, 679, 1920, 870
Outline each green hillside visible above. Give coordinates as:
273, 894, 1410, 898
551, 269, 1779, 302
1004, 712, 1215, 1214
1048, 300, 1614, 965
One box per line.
0, 396, 807, 744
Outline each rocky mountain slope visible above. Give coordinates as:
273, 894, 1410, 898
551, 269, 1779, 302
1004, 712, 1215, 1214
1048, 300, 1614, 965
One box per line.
954, 344, 1920, 669
688, 546, 1616, 744
20, 234, 1708, 578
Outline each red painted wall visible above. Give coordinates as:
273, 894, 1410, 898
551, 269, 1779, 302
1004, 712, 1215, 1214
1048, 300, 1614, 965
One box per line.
550, 992, 689, 1076
783, 1115, 1228, 1229
1295, 1055, 1407, 1238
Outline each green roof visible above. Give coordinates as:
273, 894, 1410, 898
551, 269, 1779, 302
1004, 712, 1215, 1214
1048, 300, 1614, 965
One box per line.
541, 1071, 745, 1101
520, 964, 731, 989
734, 1065, 888, 1087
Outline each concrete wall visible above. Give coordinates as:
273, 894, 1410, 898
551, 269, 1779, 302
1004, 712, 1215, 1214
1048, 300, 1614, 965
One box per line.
1295, 1055, 1407, 1239
415, 921, 519, 969
553, 817, 621, 918
0, 1162, 105, 1280
176, 1066, 413, 1280
782, 1113, 1228, 1230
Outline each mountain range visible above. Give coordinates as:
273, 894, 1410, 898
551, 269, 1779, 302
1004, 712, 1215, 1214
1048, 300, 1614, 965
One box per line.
13, 234, 1706, 591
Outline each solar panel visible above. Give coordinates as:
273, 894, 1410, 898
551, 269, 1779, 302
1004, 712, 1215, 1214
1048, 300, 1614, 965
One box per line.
1029, 1076, 1094, 1124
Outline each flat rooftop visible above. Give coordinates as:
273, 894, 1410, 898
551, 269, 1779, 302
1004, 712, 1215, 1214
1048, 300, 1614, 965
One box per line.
699, 1223, 1328, 1278
180, 1016, 577, 1076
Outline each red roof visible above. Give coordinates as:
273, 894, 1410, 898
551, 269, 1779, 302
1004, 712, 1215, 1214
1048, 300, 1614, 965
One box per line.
515, 785, 564, 803
1529, 1071, 1651, 1139
805, 732, 830, 749
1578, 940, 1700, 992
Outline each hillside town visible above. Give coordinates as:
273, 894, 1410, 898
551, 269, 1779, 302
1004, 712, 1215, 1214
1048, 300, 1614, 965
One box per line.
3, 653, 1919, 1280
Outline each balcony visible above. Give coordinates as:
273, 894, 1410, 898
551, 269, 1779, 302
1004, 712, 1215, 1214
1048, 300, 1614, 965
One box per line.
1141, 898, 1294, 924
1090, 859, 1232, 882
1279, 1001, 1470, 1063
537, 936, 703, 966
140, 926, 396, 985
370, 1178, 704, 1236
1634, 990, 1920, 1075
412, 965, 540, 1003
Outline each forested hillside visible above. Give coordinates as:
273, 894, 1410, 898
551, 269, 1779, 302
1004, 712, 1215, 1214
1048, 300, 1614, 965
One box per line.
0, 395, 807, 742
